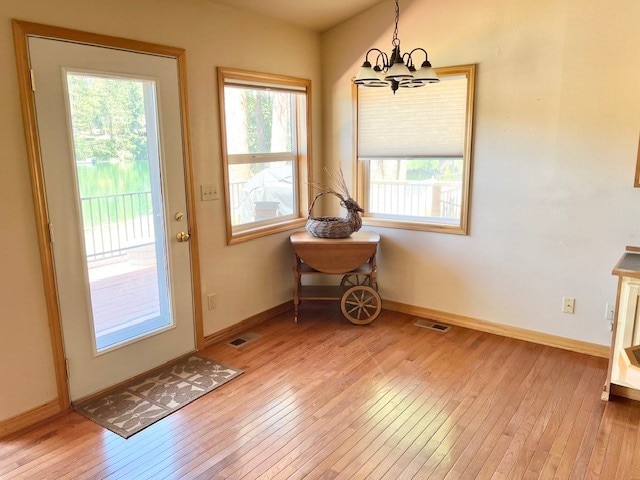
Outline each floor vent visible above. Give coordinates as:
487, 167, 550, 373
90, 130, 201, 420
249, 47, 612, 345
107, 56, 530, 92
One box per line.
227, 332, 261, 348
414, 319, 451, 333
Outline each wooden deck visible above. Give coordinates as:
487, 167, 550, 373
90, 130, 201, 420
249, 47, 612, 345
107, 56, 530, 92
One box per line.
89, 262, 160, 335
1, 306, 639, 479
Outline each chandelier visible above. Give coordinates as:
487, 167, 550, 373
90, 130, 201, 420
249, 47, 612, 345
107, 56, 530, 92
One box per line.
353, 0, 439, 94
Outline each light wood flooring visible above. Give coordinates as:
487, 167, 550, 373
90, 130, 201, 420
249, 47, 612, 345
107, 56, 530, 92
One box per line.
2, 305, 640, 479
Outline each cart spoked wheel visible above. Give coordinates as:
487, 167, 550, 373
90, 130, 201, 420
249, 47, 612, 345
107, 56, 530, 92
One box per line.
340, 274, 378, 291
340, 285, 382, 325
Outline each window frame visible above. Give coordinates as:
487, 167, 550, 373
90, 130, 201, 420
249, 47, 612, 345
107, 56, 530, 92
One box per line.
355, 64, 476, 235
217, 67, 312, 244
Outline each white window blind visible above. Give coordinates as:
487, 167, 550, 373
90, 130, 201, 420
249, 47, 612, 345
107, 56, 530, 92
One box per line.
358, 73, 468, 158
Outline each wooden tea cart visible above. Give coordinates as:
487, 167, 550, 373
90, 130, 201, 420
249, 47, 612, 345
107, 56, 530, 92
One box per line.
290, 231, 381, 324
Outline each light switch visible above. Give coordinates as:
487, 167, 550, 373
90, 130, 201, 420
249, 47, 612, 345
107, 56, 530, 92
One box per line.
201, 184, 219, 201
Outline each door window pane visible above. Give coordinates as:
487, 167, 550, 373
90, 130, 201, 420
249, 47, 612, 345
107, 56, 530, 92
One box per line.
66, 73, 172, 352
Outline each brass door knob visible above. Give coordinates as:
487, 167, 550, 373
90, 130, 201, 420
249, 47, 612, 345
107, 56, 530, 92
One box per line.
176, 231, 191, 242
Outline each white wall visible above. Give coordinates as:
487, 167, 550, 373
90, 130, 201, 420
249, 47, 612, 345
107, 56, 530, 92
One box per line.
0, 0, 321, 422
322, 0, 640, 345
2, 0, 638, 427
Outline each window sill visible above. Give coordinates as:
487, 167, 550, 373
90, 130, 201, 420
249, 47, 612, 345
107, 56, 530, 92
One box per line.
362, 217, 468, 235
227, 218, 307, 245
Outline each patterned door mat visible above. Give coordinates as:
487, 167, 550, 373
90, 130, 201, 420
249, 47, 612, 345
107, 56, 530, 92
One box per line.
75, 355, 243, 438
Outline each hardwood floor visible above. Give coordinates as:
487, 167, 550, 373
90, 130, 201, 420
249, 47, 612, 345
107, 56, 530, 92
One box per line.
2, 306, 640, 479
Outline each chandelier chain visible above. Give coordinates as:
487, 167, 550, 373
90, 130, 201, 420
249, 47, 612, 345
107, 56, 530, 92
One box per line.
392, 0, 400, 47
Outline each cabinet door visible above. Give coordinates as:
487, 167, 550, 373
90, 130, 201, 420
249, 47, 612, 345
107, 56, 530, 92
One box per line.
612, 280, 640, 388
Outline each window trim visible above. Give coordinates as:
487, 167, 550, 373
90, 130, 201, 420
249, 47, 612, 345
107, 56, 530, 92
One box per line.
355, 64, 476, 235
217, 67, 312, 244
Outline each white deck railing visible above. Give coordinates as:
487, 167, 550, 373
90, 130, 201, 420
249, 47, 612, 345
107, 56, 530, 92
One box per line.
370, 180, 461, 219
81, 191, 154, 260
229, 180, 462, 223
79, 181, 461, 258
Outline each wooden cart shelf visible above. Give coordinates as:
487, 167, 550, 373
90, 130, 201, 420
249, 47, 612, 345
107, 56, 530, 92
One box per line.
298, 285, 351, 300
291, 231, 381, 325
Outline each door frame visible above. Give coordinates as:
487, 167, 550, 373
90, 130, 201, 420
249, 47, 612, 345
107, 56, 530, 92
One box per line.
12, 20, 204, 411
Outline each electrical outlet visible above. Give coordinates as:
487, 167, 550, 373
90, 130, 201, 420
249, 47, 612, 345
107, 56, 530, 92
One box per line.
605, 302, 615, 330
562, 297, 575, 314
605, 303, 615, 321
207, 293, 216, 310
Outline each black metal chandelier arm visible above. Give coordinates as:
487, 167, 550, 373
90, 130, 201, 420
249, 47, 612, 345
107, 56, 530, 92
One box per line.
402, 52, 414, 69
364, 48, 388, 67
374, 51, 390, 70
407, 48, 432, 67
407, 48, 428, 61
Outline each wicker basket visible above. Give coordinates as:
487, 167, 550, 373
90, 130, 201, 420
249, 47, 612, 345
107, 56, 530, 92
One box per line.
305, 191, 358, 239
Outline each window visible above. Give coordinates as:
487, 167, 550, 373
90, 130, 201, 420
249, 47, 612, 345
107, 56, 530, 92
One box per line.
356, 64, 476, 234
218, 68, 311, 243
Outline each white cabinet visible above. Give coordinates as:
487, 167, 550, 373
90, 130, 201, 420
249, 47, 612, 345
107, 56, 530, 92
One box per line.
604, 250, 640, 401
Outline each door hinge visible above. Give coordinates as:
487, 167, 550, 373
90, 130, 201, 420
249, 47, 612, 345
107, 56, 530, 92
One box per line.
30, 69, 36, 92
47, 222, 54, 244
65, 358, 70, 378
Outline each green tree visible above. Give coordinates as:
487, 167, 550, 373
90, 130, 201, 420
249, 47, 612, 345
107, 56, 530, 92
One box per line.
67, 74, 148, 163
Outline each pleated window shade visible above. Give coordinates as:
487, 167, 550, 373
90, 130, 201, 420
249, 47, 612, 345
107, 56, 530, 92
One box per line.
358, 74, 468, 158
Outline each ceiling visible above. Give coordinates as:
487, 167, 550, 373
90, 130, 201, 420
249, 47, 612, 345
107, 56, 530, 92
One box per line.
209, 0, 385, 32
